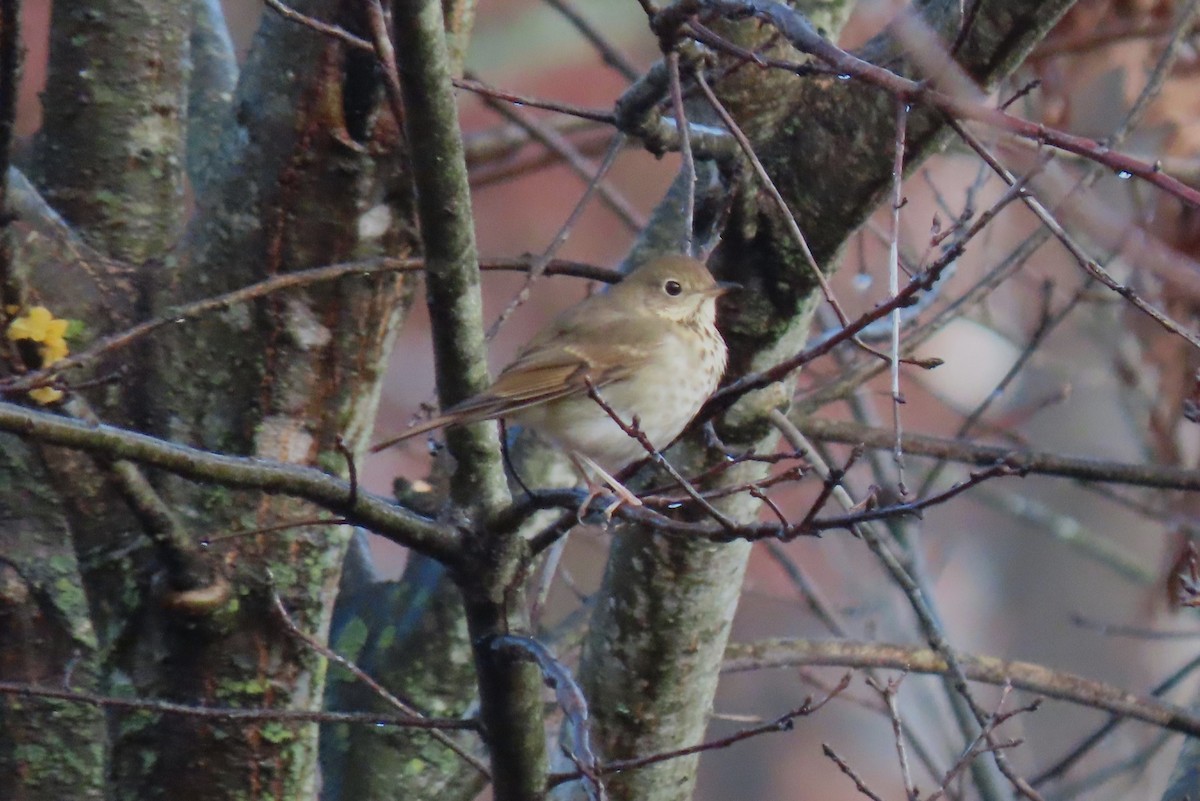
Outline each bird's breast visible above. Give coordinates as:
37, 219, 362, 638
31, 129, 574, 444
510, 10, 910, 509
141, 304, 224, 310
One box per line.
512, 319, 726, 472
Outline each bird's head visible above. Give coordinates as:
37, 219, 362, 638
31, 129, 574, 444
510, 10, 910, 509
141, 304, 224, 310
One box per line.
616, 254, 738, 324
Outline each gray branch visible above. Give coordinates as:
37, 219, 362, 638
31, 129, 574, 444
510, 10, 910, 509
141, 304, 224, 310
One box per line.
0, 401, 462, 563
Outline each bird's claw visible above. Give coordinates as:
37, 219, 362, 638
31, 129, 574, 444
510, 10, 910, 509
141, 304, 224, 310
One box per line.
569, 451, 643, 524
575, 484, 642, 525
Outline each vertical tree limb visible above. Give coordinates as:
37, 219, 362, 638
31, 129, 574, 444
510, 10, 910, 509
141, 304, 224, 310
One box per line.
187, 0, 239, 197
563, 2, 1081, 800
391, 2, 545, 800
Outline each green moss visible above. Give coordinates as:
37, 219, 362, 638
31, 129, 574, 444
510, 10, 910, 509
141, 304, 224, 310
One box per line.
199, 484, 234, 513
260, 722, 295, 744
267, 561, 297, 589
92, 188, 121, 208
46, 553, 75, 575
375, 624, 396, 652
40, 555, 98, 648
64, 318, 87, 341
331, 616, 368, 662
316, 449, 344, 475
116, 710, 159, 737
7, 708, 105, 794
13, 741, 48, 768
217, 676, 272, 698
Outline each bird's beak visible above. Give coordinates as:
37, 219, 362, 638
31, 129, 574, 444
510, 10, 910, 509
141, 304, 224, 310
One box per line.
709, 281, 741, 297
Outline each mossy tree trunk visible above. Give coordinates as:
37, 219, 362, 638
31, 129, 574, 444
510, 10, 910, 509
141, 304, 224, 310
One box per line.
0, 1, 1080, 800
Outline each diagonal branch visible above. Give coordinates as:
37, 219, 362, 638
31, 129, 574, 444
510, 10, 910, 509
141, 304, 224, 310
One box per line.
678, 0, 1200, 209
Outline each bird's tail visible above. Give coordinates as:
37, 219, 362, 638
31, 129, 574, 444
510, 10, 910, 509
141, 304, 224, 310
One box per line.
371, 390, 518, 453
369, 414, 459, 454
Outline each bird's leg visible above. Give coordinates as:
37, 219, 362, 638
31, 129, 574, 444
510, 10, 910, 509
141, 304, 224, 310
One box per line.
569, 452, 642, 521
498, 419, 535, 499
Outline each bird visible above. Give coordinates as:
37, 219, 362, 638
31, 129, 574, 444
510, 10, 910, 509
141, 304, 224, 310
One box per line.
373, 254, 735, 509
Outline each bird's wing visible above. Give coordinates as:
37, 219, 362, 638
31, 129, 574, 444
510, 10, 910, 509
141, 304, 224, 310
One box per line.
457, 341, 637, 414
371, 316, 661, 452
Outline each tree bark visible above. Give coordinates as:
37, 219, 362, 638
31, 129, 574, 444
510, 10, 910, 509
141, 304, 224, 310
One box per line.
557, 2, 1077, 800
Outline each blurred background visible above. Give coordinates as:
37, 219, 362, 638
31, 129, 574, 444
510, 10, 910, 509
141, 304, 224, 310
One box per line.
15, 0, 1200, 797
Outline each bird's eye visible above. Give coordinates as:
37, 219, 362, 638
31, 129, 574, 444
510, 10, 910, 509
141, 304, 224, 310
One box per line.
663, 279, 683, 296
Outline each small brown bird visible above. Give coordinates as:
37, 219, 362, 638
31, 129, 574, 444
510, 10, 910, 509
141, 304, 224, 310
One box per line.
373, 254, 735, 505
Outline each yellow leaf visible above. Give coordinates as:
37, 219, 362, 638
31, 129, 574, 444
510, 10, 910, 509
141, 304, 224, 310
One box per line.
28, 386, 63, 405
7, 306, 67, 345
41, 338, 69, 365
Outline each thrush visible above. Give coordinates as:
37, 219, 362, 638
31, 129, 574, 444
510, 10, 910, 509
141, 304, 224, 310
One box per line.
374, 254, 735, 508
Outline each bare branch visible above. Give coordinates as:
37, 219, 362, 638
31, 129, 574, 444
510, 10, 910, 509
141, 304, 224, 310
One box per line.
683, 0, 1200, 208
724, 639, 1200, 739
0, 401, 462, 561
0, 680, 480, 731
549, 674, 848, 787
0, 256, 622, 395
823, 743, 886, 801
273, 593, 491, 777
797, 417, 1200, 492
542, 0, 641, 81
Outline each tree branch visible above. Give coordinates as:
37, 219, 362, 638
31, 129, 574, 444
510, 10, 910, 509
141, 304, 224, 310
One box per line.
724, 638, 1200, 739
0, 681, 480, 732
391, 0, 508, 515
187, 0, 238, 197
391, 1, 546, 799
0, 401, 463, 563
797, 417, 1200, 492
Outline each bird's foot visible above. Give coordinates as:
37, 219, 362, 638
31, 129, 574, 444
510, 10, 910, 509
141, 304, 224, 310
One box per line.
571, 453, 642, 523
575, 482, 643, 523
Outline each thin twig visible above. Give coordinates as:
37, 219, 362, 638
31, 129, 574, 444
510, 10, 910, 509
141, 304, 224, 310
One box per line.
699, 253, 953, 424
0, 679, 479, 730
889, 97, 909, 495
761, 541, 848, 636
456, 75, 617, 124
364, 0, 408, 132
64, 395, 217, 595
542, 0, 640, 81
952, 120, 1200, 351
520, 459, 1015, 550
824, 743, 886, 801
800, 0, 1200, 409
584, 379, 738, 531
548, 674, 849, 787
0, 401, 462, 561
469, 125, 621, 187
266, 0, 619, 124
264, 0, 369, 50
0, 256, 622, 395
489, 634, 601, 795
865, 675, 918, 801
797, 415, 1200, 492
668, 52, 696, 254
476, 90, 644, 232
1031, 651, 1200, 786
272, 594, 490, 777
723, 639, 1200, 739
692, 68, 848, 323
914, 279, 1087, 499
486, 135, 630, 342
687, 0, 1200, 209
